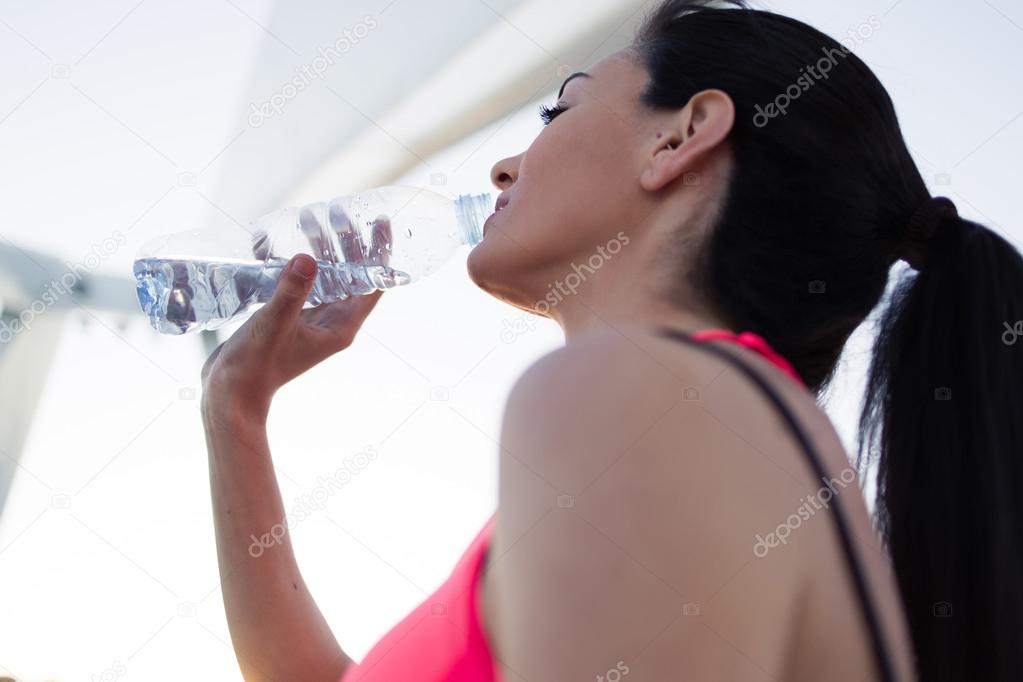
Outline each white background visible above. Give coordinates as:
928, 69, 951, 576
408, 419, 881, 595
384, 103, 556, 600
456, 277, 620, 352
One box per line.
1, 0, 1021, 680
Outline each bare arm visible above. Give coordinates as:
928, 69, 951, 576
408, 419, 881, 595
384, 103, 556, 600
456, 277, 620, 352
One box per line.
203, 397, 351, 681
200, 254, 383, 681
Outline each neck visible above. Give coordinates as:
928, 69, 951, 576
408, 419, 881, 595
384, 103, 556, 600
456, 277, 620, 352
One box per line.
536, 201, 731, 344
544, 259, 731, 344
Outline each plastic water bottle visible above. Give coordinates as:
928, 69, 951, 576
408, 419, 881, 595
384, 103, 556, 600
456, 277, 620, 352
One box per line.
134, 186, 492, 335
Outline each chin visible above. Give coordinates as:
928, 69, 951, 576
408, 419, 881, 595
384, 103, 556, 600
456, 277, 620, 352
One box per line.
466, 235, 547, 314
466, 238, 514, 299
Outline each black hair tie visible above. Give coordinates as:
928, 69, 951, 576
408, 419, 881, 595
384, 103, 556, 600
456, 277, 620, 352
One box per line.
897, 195, 959, 270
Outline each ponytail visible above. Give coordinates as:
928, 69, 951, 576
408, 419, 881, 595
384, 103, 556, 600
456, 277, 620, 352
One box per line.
859, 204, 1023, 680
628, 2, 1023, 672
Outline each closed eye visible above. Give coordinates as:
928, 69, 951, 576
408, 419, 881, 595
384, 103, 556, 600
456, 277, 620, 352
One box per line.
538, 103, 566, 126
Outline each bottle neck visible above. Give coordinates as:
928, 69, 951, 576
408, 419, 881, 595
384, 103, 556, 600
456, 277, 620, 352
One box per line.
454, 192, 491, 246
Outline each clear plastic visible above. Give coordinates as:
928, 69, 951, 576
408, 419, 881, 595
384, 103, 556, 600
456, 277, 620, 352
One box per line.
134, 185, 491, 335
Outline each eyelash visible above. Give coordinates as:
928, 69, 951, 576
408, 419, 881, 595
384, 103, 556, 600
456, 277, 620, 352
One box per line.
538, 103, 566, 126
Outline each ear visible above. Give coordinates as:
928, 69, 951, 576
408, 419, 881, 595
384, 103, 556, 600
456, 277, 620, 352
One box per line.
640, 89, 735, 192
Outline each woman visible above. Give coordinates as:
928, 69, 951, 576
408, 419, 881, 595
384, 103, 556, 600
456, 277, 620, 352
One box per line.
200, 1, 1023, 680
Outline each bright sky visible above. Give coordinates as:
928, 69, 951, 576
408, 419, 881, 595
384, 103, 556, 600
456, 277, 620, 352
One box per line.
0, 37, 564, 682
1, 0, 1022, 680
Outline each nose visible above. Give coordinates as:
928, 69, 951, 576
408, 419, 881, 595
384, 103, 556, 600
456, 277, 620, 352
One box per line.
489, 152, 523, 191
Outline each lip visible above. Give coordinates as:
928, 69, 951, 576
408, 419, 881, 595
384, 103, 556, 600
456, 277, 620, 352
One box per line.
483, 194, 510, 235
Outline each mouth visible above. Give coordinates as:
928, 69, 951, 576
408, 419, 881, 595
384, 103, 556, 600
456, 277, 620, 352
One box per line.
484, 194, 510, 235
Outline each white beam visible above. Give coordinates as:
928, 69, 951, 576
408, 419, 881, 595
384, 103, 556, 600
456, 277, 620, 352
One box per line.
284, 0, 651, 203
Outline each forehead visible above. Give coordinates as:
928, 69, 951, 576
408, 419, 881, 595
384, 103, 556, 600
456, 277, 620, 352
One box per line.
563, 51, 646, 99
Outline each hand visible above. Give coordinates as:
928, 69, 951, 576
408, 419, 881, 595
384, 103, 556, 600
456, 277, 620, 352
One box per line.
201, 253, 383, 422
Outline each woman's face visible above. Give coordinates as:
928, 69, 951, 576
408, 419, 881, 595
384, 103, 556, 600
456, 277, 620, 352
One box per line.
466, 50, 659, 314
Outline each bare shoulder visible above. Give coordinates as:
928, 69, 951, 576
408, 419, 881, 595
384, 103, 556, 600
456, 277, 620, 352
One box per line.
499, 322, 842, 494
499, 323, 739, 436
495, 321, 834, 518
486, 325, 812, 679
485, 323, 913, 681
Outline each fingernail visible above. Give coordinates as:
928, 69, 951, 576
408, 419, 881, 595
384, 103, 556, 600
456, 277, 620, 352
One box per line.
293, 256, 316, 279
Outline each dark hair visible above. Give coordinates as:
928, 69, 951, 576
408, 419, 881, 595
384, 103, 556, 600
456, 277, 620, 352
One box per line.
632, 1, 1023, 680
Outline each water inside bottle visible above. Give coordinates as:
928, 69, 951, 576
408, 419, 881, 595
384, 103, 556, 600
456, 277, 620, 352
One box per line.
134, 256, 410, 335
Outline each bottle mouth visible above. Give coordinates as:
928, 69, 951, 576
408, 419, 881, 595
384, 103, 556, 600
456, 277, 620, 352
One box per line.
454, 192, 492, 246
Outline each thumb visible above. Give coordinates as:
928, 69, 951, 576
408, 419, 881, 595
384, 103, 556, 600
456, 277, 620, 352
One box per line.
263, 254, 317, 328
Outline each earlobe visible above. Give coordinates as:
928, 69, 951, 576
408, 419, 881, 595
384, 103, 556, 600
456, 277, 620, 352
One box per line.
640, 133, 685, 192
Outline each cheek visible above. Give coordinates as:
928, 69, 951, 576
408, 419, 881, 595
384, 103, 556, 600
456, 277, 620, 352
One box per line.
465, 115, 636, 298
517, 121, 633, 247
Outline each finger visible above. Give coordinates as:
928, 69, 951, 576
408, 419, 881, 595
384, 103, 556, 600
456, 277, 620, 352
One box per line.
329, 202, 365, 265
262, 254, 317, 331
312, 288, 383, 326
299, 204, 331, 261
300, 289, 383, 349
200, 341, 226, 384
350, 289, 384, 332
370, 216, 392, 267
251, 229, 271, 261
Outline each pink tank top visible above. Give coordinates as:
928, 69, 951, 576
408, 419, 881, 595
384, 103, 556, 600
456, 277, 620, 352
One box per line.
339, 329, 802, 682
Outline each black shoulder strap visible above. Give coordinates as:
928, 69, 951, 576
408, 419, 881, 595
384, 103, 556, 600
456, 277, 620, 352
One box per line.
657, 327, 896, 682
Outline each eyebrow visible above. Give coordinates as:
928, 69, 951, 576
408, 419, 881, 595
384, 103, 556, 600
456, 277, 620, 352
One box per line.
557, 71, 591, 99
